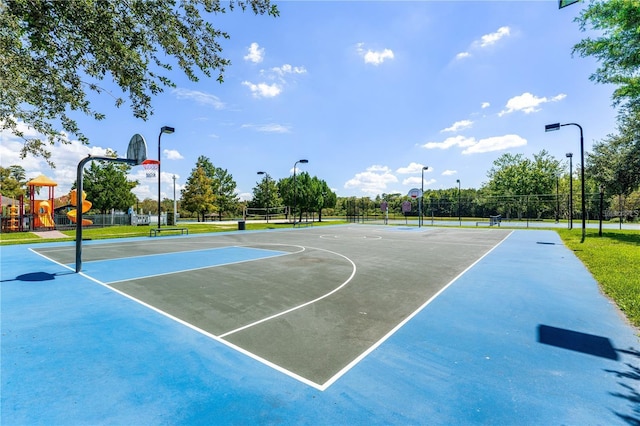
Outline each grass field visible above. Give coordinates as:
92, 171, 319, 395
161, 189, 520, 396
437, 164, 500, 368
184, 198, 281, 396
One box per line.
556, 228, 640, 330
1, 222, 637, 331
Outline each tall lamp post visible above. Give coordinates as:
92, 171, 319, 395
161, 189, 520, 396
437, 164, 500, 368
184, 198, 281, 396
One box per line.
257, 171, 270, 223
420, 166, 429, 228
546, 122, 585, 240
566, 152, 573, 229
456, 179, 461, 226
157, 126, 175, 230
293, 159, 308, 226
172, 175, 177, 226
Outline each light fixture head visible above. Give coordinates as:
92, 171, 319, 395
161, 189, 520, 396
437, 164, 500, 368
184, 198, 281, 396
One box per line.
298, 159, 309, 164
566, 153, 573, 158
161, 126, 175, 134
545, 123, 561, 132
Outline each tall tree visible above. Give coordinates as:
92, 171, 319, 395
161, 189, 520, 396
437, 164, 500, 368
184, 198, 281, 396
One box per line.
587, 110, 640, 196
573, 0, 640, 113
82, 155, 138, 214
1, 0, 278, 166
484, 150, 562, 219
0, 165, 27, 199
193, 156, 238, 220
180, 165, 215, 221
249, 174, 281, 212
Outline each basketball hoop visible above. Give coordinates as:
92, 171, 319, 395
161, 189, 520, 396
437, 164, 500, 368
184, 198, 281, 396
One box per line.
142, 159, 160, 178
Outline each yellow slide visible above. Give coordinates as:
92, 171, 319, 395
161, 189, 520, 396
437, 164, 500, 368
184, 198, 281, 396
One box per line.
35, 200, 55, 228
67, 190, 93, 226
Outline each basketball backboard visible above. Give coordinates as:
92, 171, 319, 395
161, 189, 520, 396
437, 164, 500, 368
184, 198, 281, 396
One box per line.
127, 134, 148, 165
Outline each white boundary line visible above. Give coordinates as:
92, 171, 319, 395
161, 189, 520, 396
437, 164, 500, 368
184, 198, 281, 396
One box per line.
318, 230, 514, 390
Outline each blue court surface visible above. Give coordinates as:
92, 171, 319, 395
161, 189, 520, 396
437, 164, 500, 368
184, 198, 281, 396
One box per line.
1, 225, 639, 425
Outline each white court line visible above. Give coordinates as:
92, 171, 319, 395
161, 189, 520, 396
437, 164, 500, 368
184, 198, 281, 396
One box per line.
105, 245, 306, 284
317, 230, 514, 391
218, 245, 357, 338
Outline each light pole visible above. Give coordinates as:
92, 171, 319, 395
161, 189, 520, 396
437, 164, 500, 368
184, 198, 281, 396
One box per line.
555, 174, 559, 223
599, 185, 604, 237
420, 166, 429, 227
293, 159, 308, 226
257, 171, 270, 223
566, 152, 573, 230
456, 179, 461, 226
172, 175, 177, 226
157, 126, 175, 230
546, 122, 585, 240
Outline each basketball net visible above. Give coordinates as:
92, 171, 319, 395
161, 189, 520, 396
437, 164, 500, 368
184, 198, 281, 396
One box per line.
142, 159, 160, 178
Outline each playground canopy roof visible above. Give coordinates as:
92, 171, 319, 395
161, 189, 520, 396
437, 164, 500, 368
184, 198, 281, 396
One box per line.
26, 175, 57, 187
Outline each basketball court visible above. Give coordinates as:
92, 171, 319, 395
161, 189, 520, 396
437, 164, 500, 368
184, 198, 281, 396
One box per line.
2, 225, 639, 424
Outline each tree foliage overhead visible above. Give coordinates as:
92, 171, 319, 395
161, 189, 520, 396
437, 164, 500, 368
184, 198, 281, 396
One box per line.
573, 0, 640, 113
0, 0, 278, 165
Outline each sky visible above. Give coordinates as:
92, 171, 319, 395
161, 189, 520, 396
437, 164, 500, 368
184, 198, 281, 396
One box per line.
0, 0, 620, 205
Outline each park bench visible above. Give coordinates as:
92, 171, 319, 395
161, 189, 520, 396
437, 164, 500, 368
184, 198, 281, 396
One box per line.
149, 227, 189, 237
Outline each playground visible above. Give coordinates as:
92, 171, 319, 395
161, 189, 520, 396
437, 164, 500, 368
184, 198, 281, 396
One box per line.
2, 225, 639, 424
1, 175, 92, 233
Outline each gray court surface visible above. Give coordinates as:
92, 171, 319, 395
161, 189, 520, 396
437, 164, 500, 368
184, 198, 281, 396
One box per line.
2, 224, 639, 425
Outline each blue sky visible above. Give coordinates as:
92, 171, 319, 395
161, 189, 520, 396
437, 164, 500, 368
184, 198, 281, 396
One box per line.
1, 0, 619, 204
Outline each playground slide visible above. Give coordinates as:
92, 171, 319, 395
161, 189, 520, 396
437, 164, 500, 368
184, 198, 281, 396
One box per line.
67, 190, 93, 226
38, 212, 55, 228
35, 200, 55, 229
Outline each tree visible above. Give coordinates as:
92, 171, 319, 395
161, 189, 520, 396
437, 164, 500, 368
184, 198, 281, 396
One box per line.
1, 0, 278, 166
249, 174, 282, 213
573, 0, 640, 113
0, 165, 27, 199
81, 155, 138, 214
307, 176, 336, 222
192, 156, 239, 220
181, 165, 215, 221
483, 151, 562, 219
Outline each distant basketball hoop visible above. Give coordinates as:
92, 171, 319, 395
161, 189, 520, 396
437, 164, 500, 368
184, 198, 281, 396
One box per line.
142, 159, 160, 178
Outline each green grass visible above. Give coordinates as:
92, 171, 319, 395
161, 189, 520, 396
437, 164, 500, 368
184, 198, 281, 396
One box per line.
556, 228, 640, 330
0, 220, 347, 245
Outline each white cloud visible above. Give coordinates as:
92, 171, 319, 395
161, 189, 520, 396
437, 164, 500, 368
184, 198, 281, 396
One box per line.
402, 176, 436, 187
344, 165, 398, 194
481, 102, 490, 109
356, 43, 395, 66
421, 135, 477, 150
242, 81, 282, 98
242, 123, 291, 133
462, 134, 527, 154
172, 88, 225, 109
271, 64, 307, 76
479, 26, 511, 48
499, 92, 566, 116
442, 170, 457, 176
396, 162, 428, 174
441, 120, 473, 133
421, 133, 526, 155
455, 26, 511, 61
244, 42, 264, 63
164, 149, 183, 160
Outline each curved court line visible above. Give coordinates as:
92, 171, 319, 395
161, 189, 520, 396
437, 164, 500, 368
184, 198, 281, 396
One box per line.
318, 230, 514, 390
218, 246, 357, 339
